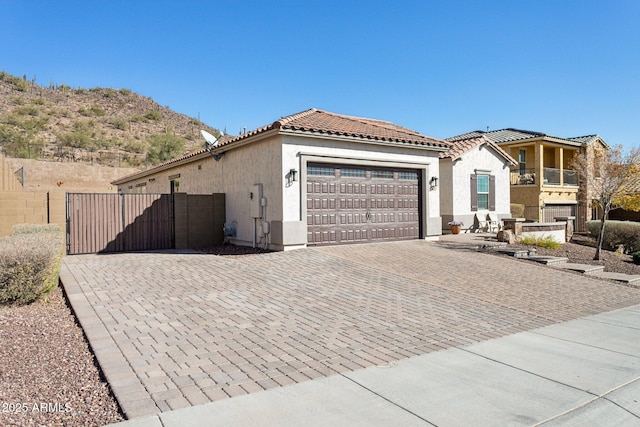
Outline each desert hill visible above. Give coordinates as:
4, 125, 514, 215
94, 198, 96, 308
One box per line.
0, 71, 221, 168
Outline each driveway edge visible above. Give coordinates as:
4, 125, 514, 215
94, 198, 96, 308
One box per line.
60, 260, 160, 419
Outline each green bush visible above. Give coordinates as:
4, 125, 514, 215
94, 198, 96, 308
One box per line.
633, 251, 640, 265
586, 220, 640, 253
0, 225, 64, 305
78, 105, 105, 117
146, 133, 185, 164
110, 117, 128, 130
145, 110, 162, 121
13, 105, 40, 116
57, 120, 100, 149
519, 234, 563, 249
10, 96, 25, 105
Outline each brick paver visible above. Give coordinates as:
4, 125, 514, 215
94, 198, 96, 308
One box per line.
61, 240, 640, 418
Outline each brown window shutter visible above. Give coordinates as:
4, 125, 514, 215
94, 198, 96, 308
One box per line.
489, 175, 496, 211
470, 175, 478, 211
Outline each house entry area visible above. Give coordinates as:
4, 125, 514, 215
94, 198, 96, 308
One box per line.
306, 163, 421, 245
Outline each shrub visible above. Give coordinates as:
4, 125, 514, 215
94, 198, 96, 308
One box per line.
519, 235, 563, 249
145, 110, 162, 121
146, 133, 185, 164
14, 105, 40, 116
633, 251, 640, 265
510, 203, 525, 218
110, 117, 128, 130
12, 224, 62, 235
0, 225, 64, 305
78, 105, 105, 117
586, 220, 640, 253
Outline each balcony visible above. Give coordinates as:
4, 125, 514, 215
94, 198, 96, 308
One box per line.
510, 168, 536, 186
543, 168, 578, 187
511, 167, 578, 187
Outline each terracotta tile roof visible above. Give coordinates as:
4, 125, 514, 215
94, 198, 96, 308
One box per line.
216, 108, 450, 149
440, 135, 516, 165
113, 109, 449, 184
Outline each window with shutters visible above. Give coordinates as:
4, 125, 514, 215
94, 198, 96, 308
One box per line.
471, 174, 496, 211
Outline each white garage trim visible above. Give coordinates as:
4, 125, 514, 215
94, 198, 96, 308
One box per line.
299, 153, 431, 244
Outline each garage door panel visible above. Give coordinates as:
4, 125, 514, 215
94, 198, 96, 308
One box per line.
307, 163, 420, 245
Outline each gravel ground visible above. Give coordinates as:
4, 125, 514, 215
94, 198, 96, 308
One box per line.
0, 286, 124, 427
496, 233, 640, 276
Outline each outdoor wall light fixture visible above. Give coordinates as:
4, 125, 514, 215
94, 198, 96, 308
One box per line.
429, 176, 439, 190
289, 169, 298, 182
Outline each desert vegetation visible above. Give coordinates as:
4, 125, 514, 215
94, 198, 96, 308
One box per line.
0, 224, 64, 305
0, 71, 220, 167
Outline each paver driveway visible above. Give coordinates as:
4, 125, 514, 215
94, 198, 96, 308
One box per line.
61, 240, 640, 419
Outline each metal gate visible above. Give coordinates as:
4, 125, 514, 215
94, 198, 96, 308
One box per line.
66, 193, 173, 255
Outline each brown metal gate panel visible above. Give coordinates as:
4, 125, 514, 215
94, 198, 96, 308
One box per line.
66, 193, 173, 254
306, 165, 420, 245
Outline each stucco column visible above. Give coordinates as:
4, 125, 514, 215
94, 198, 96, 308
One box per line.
559, 147, 564, 186
536, 144, 544, 221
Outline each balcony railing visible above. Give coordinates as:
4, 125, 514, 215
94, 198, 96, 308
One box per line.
511, 167, 578, 187
543, 168, 578, 187
510, 168, 536, 185
563, 169, 578, 186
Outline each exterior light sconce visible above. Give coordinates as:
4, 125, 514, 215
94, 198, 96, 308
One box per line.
289, 169, 298, 182
429, 176, 438, 190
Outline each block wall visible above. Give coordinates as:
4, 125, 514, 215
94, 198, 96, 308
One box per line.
0, 191, 66, 236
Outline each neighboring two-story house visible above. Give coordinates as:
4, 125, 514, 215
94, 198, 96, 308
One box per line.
447, 129, 609, 231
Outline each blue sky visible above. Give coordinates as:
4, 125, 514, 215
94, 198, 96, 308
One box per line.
3, 1, 639, 149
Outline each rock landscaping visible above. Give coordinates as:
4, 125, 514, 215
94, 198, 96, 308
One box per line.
0, 286, 124, 427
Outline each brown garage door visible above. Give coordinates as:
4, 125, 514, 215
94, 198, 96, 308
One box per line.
306, 164, 420, 245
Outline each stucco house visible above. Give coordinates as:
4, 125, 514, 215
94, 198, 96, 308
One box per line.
447, 129, 609, 230
113, 108, 451, 250
439, 135, 516, 233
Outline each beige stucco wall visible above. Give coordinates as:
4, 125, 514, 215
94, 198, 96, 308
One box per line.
439, 157, 454, 217
218, 136, 282, 247
116, 154, 216, 194
441, 145, 512, 231
510, 185, 540, 208
116, 136, 283, 247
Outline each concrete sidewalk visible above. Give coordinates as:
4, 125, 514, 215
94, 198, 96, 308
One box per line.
108, 304, 640, 427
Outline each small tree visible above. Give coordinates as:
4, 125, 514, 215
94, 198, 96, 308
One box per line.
572, 145, 640, 260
